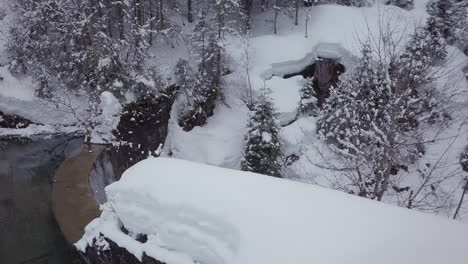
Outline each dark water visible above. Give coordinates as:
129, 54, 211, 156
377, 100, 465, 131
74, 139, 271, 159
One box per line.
0, 136, 83, 264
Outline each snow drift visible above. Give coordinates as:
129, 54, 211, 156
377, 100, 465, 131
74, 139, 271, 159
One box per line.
77, 158, 468, 264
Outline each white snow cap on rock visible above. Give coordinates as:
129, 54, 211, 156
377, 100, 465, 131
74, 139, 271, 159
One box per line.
78, 158, 468, 264
90, 91, 122, 144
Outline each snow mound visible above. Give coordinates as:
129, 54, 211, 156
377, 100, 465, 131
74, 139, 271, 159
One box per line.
79, 158, 468, 264
265, 75, 304, 124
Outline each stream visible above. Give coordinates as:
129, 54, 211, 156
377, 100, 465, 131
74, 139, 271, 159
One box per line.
0, 136, 83, 264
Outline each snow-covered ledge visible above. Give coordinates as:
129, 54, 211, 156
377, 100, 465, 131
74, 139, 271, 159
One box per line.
261, 42, 356, 80
77, 158, 468, 264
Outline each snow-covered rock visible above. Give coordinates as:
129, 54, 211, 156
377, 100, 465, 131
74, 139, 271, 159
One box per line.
90, 91, 122, 144
77, 158, 468, 264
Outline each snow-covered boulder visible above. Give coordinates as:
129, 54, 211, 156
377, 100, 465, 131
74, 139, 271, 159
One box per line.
77, 158, 468, 264
90, 91, 122, 144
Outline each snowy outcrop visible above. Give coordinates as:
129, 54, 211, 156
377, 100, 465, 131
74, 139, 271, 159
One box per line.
90, 91, 122, 144
78, 158, 468, 264
262, 42, 355, 80
112, 85, 178, 168
259, 43, 355, 123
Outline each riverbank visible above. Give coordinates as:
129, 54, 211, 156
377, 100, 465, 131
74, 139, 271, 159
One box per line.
52, 144, 106, 245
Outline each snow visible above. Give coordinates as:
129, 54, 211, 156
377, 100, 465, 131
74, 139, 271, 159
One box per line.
0, 124, 83, 139
262, 42, 356, 79
159, 0, 468, 218
261, 131, 271, 143
0, 66, 35, 101
78, 157, 468, 264
90, 91, 122, 144
162, 74, 250, 169
265, 76, 304, 124
222, 1, 433, 125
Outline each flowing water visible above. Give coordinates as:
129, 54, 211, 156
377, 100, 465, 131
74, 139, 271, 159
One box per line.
0, 136, 83, 264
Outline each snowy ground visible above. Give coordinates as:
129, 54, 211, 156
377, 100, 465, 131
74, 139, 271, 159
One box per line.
0, 0, 466, 217
77, 158, 468, 264
164, 0, 468, 219
163, 80, 250, 169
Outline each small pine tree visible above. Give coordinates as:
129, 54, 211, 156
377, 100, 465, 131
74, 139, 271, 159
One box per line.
174, 59, 195, 104
426, 0, 454, 41
200, 34, 225, 90
299, 77, 318, 115
241, 87, 282, 177
450, 0, 468, 54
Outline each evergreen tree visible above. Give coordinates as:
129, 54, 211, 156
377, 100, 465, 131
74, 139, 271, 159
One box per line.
450, 0, 468, 54
426, 0, 467, 54
242, 87, 282, 177
319, 26, 448, 200
299, 77, 318, 115
174, 59, 195, 104
318, 43, 410, 199
426, 0, 454, 40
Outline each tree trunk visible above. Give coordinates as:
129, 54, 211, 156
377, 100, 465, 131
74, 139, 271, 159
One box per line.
315, 58, 336, 107
274, 0, 279, 34
149, 0, 154, 45
453, 180, 468, 219
134, 0, 143, 26
106, 0, 113, 38
187, 0, 193, 23
159, 0, 164, 28
295, 0, 299, 26
243, 0, 253, 30
117, 0, 125, 40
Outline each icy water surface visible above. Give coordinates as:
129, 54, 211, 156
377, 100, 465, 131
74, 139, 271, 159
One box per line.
0, 136, 83, 264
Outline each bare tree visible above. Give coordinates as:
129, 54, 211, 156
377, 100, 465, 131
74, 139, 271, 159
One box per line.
187, 0, 193, 23
294, 0, 300, 26
240, 31, 254, 108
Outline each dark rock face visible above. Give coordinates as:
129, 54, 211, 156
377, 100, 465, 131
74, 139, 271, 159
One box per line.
178, 88, 218, 132
283, 58, 345, 107
314, 58, 344, 107
112, 85, 178, 169
283, 64, 316, 79
385, 0, 414, 10
81, 237, 165, 264
0, 111, 34, 128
